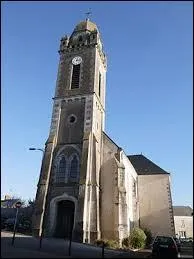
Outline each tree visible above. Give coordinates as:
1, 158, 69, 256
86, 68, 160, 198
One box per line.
27, 199, 35, 207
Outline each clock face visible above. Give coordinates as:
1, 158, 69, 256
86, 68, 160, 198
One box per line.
72, 56, 82, 65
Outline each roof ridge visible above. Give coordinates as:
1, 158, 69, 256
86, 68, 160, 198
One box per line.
128, 154, 169, 175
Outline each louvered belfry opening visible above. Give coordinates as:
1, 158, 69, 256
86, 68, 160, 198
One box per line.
71, 64, 80, 89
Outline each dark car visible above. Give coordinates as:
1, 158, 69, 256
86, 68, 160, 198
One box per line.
173, 237, 181, 252
1, 217, 8, 229
152, 236, 179, 258
4, 218, 16, 231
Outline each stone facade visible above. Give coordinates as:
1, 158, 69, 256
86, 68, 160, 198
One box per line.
138, 174, 175, 237
32, 19, 175, 244
32, 19, 107, 243
173, 206, 193, 238
174, 216, 193, 238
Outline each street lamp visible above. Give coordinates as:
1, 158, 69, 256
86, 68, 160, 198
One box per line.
29, 147, 45, 248
29, 148, 44, 153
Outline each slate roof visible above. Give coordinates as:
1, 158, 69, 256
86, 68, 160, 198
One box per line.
173, 206, 193, 216
127, 154, 169, 175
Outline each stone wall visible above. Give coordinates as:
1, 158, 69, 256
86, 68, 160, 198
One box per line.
174, 216, 193, 238
122, 151, 139, 233
101, 133, 119, 240
138, 174, 175, 237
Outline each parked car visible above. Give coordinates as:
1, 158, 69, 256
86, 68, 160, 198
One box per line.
1, 217, 8, 229
4, 218, 16, 231
180, 237, 193, 246
184, 238, 193, 243
173, 237, 181, 252
152, 236, 179, 258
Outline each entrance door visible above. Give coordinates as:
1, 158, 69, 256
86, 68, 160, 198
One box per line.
54, 200, 75, 238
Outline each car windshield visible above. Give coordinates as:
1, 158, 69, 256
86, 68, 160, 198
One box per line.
154, 236, 174, 245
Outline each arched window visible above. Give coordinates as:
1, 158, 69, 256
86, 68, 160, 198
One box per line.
69, 155, 79, 182
55, 156, 67, 183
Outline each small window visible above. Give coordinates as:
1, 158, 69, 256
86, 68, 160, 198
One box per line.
179, 231, 186, 238
71, 64, 80, 89
133, 181, 137, 196
78, 36, 83, 42
98, 72, 101, 97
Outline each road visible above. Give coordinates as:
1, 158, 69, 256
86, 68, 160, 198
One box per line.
1, 231, 148, 258
1, 231, 193, 258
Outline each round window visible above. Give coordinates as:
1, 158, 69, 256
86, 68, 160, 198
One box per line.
68, 114, 77, 124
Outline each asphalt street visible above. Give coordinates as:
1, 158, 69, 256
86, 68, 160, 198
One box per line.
1, 231, 147, 258
1, 231, 193, 258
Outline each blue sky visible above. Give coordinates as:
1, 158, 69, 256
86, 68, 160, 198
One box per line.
2, 2, 193, 207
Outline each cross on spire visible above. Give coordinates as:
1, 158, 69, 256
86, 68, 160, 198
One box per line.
85, 9, 92, 21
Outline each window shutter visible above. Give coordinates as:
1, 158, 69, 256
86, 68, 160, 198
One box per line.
71, 64, 80, 89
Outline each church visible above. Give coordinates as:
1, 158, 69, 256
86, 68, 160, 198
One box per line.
32, 19, 175, 244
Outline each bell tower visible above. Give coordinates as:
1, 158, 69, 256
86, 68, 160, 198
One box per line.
32, 19, 107, 243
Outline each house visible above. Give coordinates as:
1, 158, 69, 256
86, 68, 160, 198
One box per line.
173, 206, 193, 238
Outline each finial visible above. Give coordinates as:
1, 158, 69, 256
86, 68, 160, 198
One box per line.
85, 9, 92, 21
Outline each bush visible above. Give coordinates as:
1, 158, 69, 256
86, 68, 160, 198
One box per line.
122, 236, 130, 248
106, 239, 119, 249
123, 227, 146, 249
96, 239, 104, 246
95, 239, 119, 249
143, 228, 152, 247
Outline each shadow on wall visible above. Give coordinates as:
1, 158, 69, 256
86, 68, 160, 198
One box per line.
100, 157, 117, 240
139, 206, 174, 237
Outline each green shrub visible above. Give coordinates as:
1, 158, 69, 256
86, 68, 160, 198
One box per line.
143, 228, 152, 247
128, 227, 146, 249
95, 239, 119, 249
122, 236, 130, 248
95, 239, 104, 246
106, 239, 119, 249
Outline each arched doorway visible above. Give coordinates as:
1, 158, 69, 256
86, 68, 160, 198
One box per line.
54, 200, 75, 238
